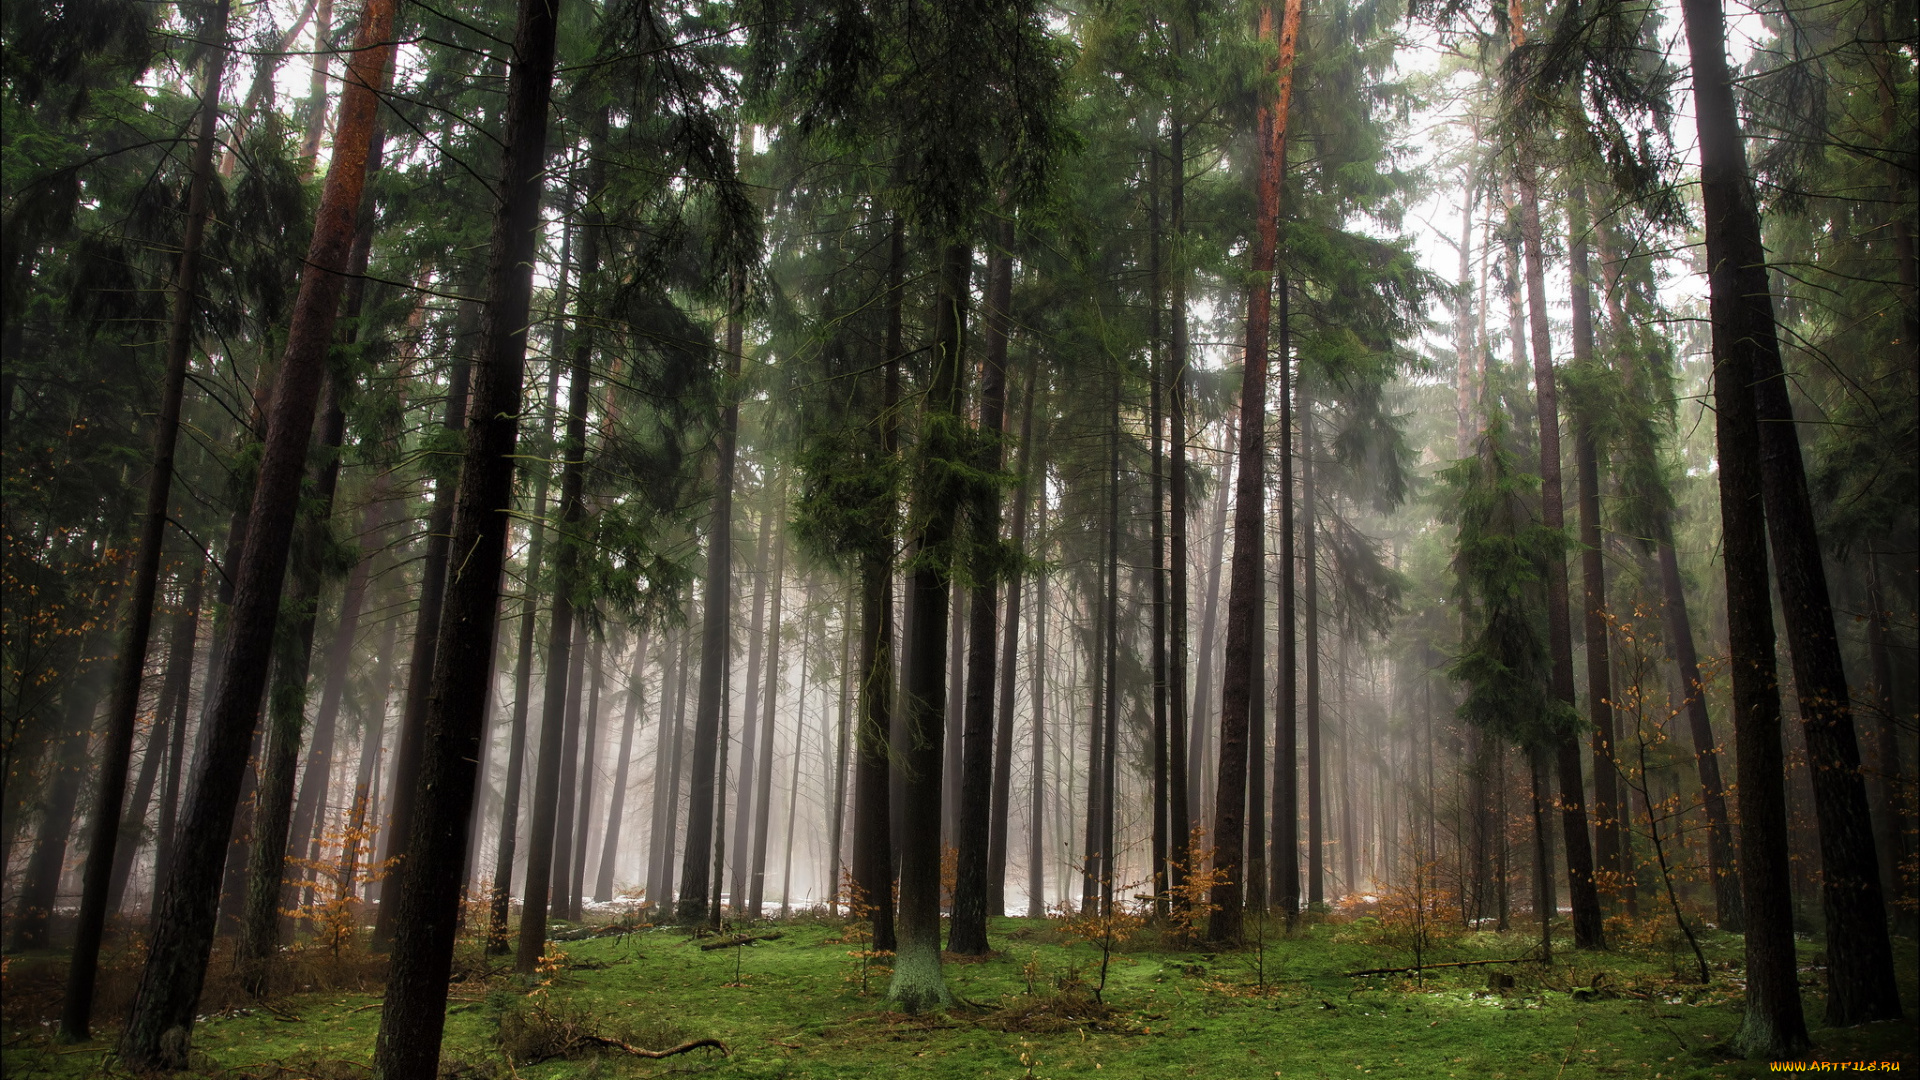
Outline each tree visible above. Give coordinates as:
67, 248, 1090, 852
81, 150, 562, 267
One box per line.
118, 0, 398, 1065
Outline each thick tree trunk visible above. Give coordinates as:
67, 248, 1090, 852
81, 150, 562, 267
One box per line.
369, 0, 561, 1066
59, 3, 229, 1036
1678, 0, 1811, 1054
118, 0, 396, 1062
595, 635, 648, 902
888, 240, 970, 1014
951, 220, 1012, 954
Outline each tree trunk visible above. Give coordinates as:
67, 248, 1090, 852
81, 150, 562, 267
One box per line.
569, 634, 604, 918
595, 634, 648, 902
830, 617, 854, 914
548, 621, 588, 921
951, 220, 1012, 954
1566, 188, 1621, 915
1275, 274, 1297, 921
990, 362, 1037, 920
370, 0, 562, 1065
1515, 142, 1604, 950
1027, 489, 1050, 918
679, 284, 745, 925
1188, 417, 1233, 824
853, 216, 905, 950
150, 567, 205, 909
1102, 378, 1122, 916
237, 369, 353, 997
745, 522, 788, 916
486, 362, 561, 953
296, 0, 333, 168
10, 652, 108, 950
731, 499, 776, 909
60, 1, 228, 1036
1302, 373, 1321, 912
1865, 552, 1914, 936
888, 240, 970, 1014
119, 0, 396, 1061
1148, 158, 1170, 920
109, 568, 205, 916
1167, 115, 1192, 912
370, 315, 475, 951
1678, 0, 1811, 1053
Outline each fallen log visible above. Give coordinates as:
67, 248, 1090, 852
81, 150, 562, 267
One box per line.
1340, 956, 1539, 978
699, 932, 785, 951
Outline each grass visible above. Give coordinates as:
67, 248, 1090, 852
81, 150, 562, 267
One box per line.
2, 909, 1913, 1079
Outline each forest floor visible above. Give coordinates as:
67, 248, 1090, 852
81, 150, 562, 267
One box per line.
2, 908, 1914, 1079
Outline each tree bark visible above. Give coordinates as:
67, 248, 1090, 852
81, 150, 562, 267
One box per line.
888, 240, 970, 1014
1275, 274, 1298, 921
118, 0, 395, 1061
369, 0, 561, 1065
60, 0, 228, 1037
951, 219, 1012, 954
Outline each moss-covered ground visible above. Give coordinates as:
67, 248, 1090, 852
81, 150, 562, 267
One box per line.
3, 912, 1913, 1078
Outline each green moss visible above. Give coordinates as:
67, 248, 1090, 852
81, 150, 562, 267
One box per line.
4, 919, 1913, 1078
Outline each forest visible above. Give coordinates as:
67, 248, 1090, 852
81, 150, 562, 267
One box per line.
0, 0, 1914, 1073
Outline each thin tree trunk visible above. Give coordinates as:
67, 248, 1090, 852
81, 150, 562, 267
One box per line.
1188, 418, 1233, 825
549, 623, 588, 920
1275, 275, 1298, 922
109, 569, 204, 915
10, 646, 109, 949
513, 144, 604, 969
1167, 113, 1192, 912
296, 0, 334, 168
731, 499, 775, 908
951, 220, 1012, 954
150, 567, 205, 907
370, 0, 563, 1064
748, 522, 788, 916
338, 592, 400, 903
853, 216, 905, 950
1027, 489, 1050, 918
830, 614, 853, 914
570, 634, 604, 918
1512, 88, 1604, 947
595, 634, 648, 902
1148, 157, 1171, 920
118, 0, 396, 1060
679, 285, 745, 924
1566, 187, 1621, 914
60, 1, 229, 1035
990, 363, 1037, 920
1302, 375, 1322, 912
889, 240, 970, 1014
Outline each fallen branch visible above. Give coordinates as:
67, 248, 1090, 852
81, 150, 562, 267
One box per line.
699, 932, 785, 951
1340, 956, 1539, 978
582, 1036, 729, 1059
